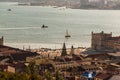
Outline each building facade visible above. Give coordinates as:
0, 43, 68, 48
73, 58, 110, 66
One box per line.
91, 31, 120, 51
80, 0, 106, 9
0, 36, 3, 45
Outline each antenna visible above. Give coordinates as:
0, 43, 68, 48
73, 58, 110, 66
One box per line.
28, 45, 31, 51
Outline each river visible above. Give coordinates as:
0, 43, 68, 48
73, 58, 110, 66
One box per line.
0, 2, 120, 49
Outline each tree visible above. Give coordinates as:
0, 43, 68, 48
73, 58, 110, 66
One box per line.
44, 70, 54, 80
26, 62, 43, 80
55, 70, 63, 80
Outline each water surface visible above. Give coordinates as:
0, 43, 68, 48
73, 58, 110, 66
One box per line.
0, 2, 120, 49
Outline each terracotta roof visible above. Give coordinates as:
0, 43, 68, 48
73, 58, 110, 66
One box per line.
108, 52, 120, 56
86, 53, 109, 59
81, 65, 98, 69
11, 52, 38, 61
0, 45, 39, 62
95, 73, 112, 79
109, 75, 120, 80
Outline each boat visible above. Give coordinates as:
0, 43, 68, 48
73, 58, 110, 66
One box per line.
65, 30, 71, 38
8, 9, 11, 11
41, 24, 48, 28
53, 6, 58, 8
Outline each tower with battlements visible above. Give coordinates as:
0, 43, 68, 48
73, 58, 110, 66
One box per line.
91, 31, 112, 50
91, 31, 120, 51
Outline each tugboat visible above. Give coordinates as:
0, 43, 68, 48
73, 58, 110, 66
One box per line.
65, 30, 71, 38
41, 24, 48, 28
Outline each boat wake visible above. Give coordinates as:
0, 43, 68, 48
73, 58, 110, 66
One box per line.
0, 27, 41, 30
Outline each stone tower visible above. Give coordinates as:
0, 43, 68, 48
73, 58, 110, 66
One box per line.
91, 31, 112, 50
61, 43, 67, 56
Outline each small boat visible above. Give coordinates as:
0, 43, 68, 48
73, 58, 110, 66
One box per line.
53, 6, 58, 8
8, 9, 11, 11
41, 24, 48, 28
65, 30, 71, 38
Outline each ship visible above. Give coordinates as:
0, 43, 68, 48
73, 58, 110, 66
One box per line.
65, 30, 71, 38
41, 24, 48, 28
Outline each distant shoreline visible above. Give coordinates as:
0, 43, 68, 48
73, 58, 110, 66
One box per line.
0, 2, 120, 10
18, 4, 120, 10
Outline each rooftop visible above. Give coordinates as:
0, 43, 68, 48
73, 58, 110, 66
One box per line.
95, 73, 112, 79
109, 75, 120, 80
108, 52, 120, 57
0, 45, 39, 62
